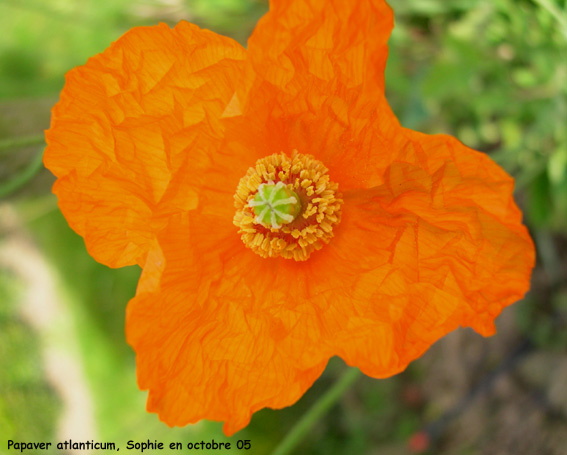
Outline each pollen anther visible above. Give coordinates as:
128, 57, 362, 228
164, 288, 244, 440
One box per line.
233, 152, 343, 261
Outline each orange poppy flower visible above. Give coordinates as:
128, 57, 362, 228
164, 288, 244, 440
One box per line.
44, 0, 535, 435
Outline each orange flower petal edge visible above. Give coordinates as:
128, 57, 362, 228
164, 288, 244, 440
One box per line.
44, 22, 246, 268
45, 0, 535, 436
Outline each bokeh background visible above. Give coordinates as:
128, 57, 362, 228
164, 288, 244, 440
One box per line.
1, 0, 566, 454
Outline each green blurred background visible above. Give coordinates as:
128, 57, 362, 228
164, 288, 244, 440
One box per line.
1, 0, 566, 454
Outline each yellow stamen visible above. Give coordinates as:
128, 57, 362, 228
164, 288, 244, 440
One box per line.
233, 152, 343, 261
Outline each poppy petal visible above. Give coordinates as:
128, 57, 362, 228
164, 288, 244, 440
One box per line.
314, 133, 535, 377
232, 0, 396, 191
246, 0, 393, 101
44, 22, 246, 267
127, 214, 330, 435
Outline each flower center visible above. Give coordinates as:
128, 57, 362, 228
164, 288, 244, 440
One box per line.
233, 152, 343, 261
249, 181, 302, 229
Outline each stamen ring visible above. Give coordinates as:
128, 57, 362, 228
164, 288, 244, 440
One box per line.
233, 152, 343, 261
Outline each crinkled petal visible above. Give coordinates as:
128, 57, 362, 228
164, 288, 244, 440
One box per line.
246, 0, 392, 103
127, 211, 330, 435
229, 0, 396, 191
44, 22, 246, 267
314, 131, 535, 377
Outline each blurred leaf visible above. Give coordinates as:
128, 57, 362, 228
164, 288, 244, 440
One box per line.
0, 48, 41, 81
527, 171, 554, 227
548, 148, 567, 185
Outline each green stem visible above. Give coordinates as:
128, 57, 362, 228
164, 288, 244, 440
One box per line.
271, 367, 361, 455
0, 134, 45, 153
0, 150, 45, 198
